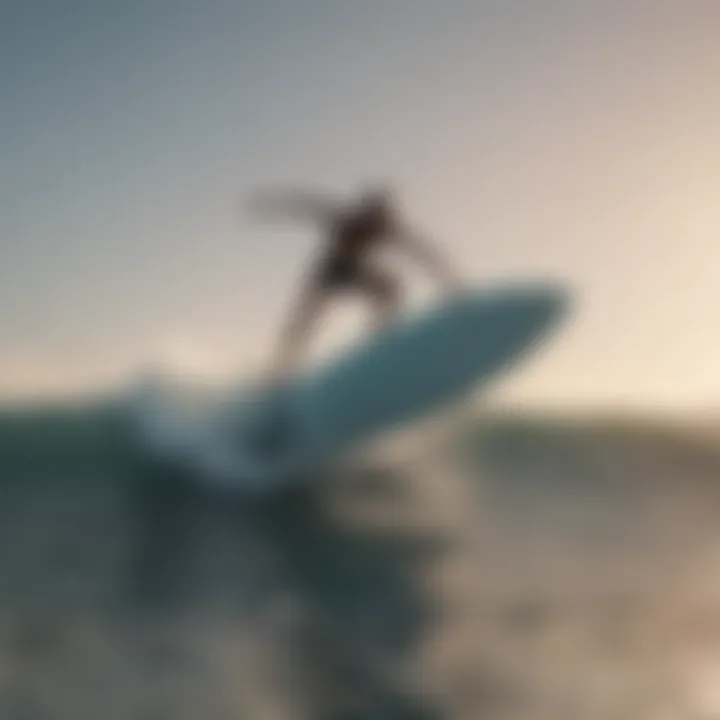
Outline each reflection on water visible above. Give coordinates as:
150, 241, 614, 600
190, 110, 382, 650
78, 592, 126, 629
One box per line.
0, 415, 719, 718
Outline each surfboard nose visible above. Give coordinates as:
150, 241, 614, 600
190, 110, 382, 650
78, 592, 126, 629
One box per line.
456, 281, 570, 358
505, 283, 569, 335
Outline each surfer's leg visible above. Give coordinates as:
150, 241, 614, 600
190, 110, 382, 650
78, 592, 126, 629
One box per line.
358, 266, 402, 329
272, 284, 330, 379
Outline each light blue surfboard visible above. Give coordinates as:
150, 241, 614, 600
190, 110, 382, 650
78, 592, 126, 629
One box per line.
138, 282, 570, 492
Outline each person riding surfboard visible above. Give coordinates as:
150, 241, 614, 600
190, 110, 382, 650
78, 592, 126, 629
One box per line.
248, 185, 461, 381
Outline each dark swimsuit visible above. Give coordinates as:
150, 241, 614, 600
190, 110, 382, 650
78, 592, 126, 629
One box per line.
317, 209, 393, 291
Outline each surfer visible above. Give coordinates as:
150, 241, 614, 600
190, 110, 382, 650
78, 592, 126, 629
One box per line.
250, 186, 461, 381
248, 186, 461, 381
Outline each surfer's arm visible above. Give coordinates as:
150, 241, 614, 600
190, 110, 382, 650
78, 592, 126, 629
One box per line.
247, 190, 338, 224
393, 229, 461, 291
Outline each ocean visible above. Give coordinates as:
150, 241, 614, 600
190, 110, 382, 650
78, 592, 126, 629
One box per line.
0, 397, 718, 718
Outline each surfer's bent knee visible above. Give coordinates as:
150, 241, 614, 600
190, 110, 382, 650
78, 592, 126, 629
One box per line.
369, 272, 401, 313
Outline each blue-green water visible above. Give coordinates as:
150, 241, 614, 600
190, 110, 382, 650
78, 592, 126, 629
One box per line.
0, 395, 480, 718
0, 397, 717, 719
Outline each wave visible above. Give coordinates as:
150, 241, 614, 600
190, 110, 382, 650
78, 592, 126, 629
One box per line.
0, 387, 716, 718
0, 386, 714, 480
0, 395, 139, 476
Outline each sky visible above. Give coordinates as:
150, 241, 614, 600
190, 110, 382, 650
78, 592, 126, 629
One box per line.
1, 0, 719, 413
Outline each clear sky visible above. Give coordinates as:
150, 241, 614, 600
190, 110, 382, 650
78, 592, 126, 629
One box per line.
2, 1, 719, 412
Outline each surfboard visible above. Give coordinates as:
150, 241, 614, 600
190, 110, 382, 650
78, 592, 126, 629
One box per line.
137, 282, 570, 493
